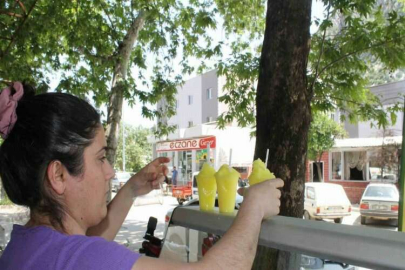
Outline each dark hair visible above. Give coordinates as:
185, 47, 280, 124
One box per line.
0, 83, 101, 230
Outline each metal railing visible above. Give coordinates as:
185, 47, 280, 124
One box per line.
170, 206, 405, 270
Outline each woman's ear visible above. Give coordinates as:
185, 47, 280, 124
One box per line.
46, 160, 66, 195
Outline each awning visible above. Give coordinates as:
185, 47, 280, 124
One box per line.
333, 136, 402, 149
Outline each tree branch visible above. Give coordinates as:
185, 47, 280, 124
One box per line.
317, 37, 402, 79
314, 94, 365, 106
117, 11, 146, 80
100, 1, 119, 41
76, 46, 114, 63
16, 0, 27, 15
0, 0, 38, 60
309, 2, 331, 95
0, 11, 23, 17
0, 37, 12, 40
0, 79, 12, 86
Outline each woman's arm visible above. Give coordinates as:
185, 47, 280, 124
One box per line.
87, 157, 169, 240
132, 179, 283, 270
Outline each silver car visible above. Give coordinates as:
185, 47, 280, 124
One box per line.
112, 172, 132, 192
360, 183, 399, 225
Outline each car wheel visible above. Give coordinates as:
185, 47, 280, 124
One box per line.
360, 216, 366, 225
303, 211, 312, 220
334, 218, 343, 224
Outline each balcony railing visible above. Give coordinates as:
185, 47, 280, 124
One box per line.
170, 206, 405, 270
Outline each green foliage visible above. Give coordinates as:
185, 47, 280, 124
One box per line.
0, 0, 223, 137
366, 67, 405, 85
307, 112, 347, 161
215, 0, 405, 130
216, 51, 259, 129
373, 129, 400, 176
215, 0, 266, 39
1, 0, 405, 137
115, 125, 152, 173
309, 0, 405, 127
0, 194, 13, 205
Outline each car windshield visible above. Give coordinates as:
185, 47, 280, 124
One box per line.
364, 186, 398, 199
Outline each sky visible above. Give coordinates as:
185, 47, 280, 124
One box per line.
122, 0, 326, 129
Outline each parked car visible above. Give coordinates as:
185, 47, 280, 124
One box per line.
112, 171, 132, 192
300, 255, 357, 270
304, 183, 352, 223
111, 177, 120, 192
359, 183, 399, 225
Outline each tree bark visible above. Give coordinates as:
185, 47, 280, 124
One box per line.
105, 12, 145, 166
105, 12, 145, 202
316, 162, 323, 182
253, 0, 312, 269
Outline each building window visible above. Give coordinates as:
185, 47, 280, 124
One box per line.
344, 151, 367, 180
188, 95, 193, 105
311, 162, 324, 182
188, 121, 194, 127
368, 150, 399, 182
331, 152, 342, 180
206, 88, 212, 99
331, 149, 400, 182
206, 116, 213, 122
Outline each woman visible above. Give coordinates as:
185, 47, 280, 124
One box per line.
0, 82, 283, 270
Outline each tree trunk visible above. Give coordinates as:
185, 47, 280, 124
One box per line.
316, 154, 324, 182
105, 12, 145, 202
316, 162, 323, 182
253, 0, 312, 269
105, 12, 145, 166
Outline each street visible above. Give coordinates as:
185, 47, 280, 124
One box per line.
114, 192, 179, 251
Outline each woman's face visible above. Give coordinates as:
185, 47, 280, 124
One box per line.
65, 126, 115, 230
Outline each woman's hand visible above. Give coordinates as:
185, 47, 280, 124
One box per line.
125, 157, 170, 197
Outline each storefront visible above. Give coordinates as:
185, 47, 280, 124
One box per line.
306, 136, 401, 203
156, 136, 217, 184
150, 124, 255, 184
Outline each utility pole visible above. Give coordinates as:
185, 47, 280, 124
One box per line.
399, 98, 405, 232
122, 121, 126, 172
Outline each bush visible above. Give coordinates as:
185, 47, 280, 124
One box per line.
0, 195, 13, 206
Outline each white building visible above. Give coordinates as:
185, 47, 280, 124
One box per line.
335, 80, 405, 138
151, 70, 255, 184
157, 69, 229, 129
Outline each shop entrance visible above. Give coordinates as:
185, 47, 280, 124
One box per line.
179, 151, 192, 185
311, 162, 324, 182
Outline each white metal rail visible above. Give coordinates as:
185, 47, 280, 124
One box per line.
170, 206, 405, 270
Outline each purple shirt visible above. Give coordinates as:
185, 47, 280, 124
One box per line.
0, 225, 141, 270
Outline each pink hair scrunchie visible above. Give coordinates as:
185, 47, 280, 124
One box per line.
0, 82, 24, 139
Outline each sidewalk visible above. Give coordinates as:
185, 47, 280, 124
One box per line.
0, 205, 30, 250
115, 195, 178, 252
